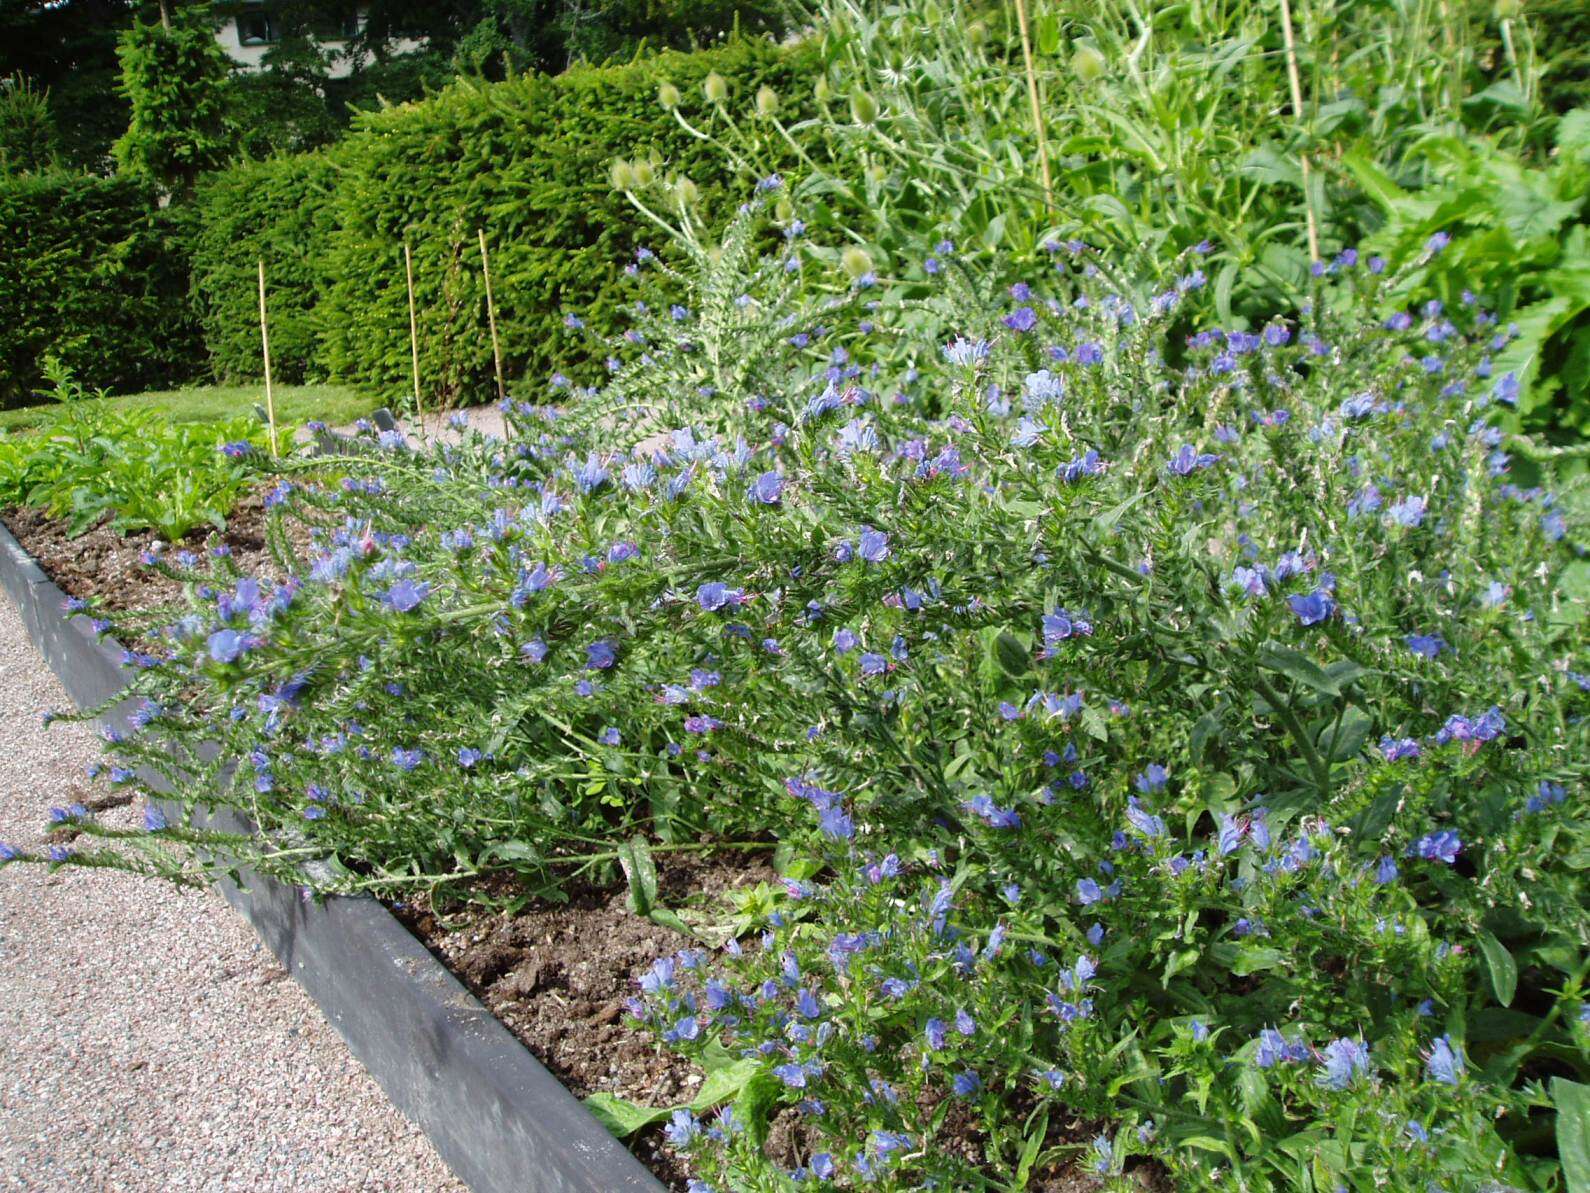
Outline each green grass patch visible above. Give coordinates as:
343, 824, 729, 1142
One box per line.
0, 382, 384, 434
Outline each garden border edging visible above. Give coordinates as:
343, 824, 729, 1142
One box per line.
0, 519, 665, 1193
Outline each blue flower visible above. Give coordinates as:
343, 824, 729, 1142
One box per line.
1316, 1037, 1371, 1089
696, 582, 745, 612
857, 527, 891, 563
749, 471, 784, 504
1409, 830, 1461, 864
1003, 306, 1038, 333
951, 1069, 982, 1096
1387, 495, 1427, 528
570, 453, 609, 493
1405, 633, 1448, 659
942, 337, 990, 367
1425, 1036, 1464, 1085
1288, 589, 1336, 626
207, 628, 247, 664
1166, 444, 1220, 475
586, 640, 617, 670
381, 579, 431, 613
1134, 764, 1168, 794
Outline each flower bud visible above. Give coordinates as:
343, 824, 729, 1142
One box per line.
704, 72, 728, 105
673, 176, 701, 208
1493, 0, 1520, 16
658, 82, 681, 109
774, 196, 795, 223
867, 163, 887, 184
1071, 45, 1106, 83
966, 19, 989, 46
608, 159, 635, 191
631, 158, 656, 187
755, 85, 779, 118
814, 76, 832, 103
849, 88, 879, 125
841, 245, 874, 279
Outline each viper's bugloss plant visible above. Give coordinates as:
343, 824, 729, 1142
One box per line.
5, 188, 1587, 1189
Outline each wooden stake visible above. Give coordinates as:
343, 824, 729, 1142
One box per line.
403, 240, 423, 420
1278, 0, 1321, 265
1013, 0, 1054, 210
478, 228, 505, 402
256, 259, 278, 458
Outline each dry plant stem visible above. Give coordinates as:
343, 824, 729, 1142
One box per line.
1013, 0, 1055, 210
403, 240, 423, 420
478, 228, 506, 402
256, 259, 278, 458
1277, 0, 1321, 264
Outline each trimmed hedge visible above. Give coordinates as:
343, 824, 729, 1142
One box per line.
190, 153, 339, 383
0, 172, 202, 407
191, 37, 815, 405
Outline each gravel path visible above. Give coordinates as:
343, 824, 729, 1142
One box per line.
0, 589, 466, 1193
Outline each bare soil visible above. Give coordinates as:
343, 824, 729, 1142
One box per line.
2, 489, 308, 616
394, 855, 776, 1188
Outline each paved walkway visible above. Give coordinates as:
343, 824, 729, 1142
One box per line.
0, 589, 465, 1192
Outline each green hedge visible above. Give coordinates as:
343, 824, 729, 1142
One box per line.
0, 172, 202, 407
190, 153, 339, 383
191, 37, 814, 405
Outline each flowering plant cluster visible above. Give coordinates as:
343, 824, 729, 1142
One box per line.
4, 192, 1587, 1188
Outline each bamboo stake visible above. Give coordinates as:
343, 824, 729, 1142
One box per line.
478, 228, 505, 402
256, 259, 278, 458
1012, 0, 1055, 211
403, 240, 423, 421
1278, 0, 1321, 265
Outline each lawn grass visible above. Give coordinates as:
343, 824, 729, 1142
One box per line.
0, 383, 386, 433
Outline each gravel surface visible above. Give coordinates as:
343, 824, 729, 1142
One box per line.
0, 589, 466, 1193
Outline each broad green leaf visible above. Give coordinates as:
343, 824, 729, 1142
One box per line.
1476, 929, 1518, 1007
1554, 1078, 1590, 1192
1259, 643, 1341, 698
691, 1058, 761, 1111
583, 1091, 671, 1138
619, 836, 657, 918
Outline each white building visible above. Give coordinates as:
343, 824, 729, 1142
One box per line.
213, 3, 422, 79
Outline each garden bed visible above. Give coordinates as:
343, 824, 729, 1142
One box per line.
0, 510, 672, 1193
3, 490, 303, 615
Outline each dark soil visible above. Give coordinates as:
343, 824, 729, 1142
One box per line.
2, 489, 308, 617
394, 853, 777, 1189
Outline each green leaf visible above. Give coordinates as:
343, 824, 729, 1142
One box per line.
583, 1091, 671, 1138
1231, 945, 1287, 976
1322, 706, 1373, 762
1258, 643, 1341, 698
992, 630, 1031, 678
1554, 1077, 1590, 1192
691, 1057, 761, 1111
618, 836, 657, 918
732, 1070, 781, 1149
1476, 929, 1518, 1007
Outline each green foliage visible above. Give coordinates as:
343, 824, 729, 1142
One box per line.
190, 153, 341, 382
0, 73, 59, 174
315, 36, 815, 404
112, 7, 236, 197
0, 360, 271, 541
16, 197, 1588, 1185
1345, 110, 1590, 441
0, 171, 203, 407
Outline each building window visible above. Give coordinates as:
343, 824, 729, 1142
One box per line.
236, 14, 277, 46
